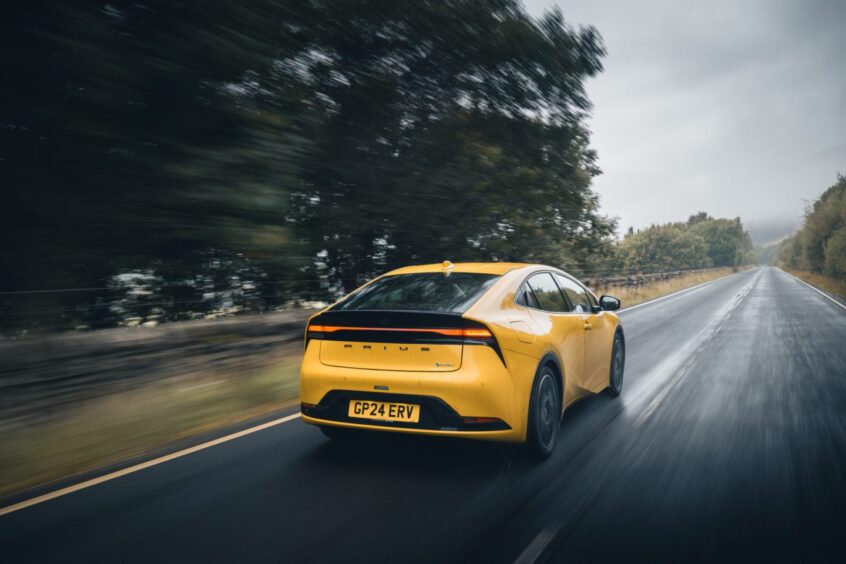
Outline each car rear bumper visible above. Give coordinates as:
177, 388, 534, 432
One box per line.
299, 342, 524, 442
302, 390, 511, 431
301, 413, 518, 441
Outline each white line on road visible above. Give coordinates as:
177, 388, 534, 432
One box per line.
632, 269, 760, 427
514, 519, 564, 564
617, 270, 743, 314
513, 268, 762, 564
781, 269, 846, 312
0, 269, 772, 521
0, 412, 302, 518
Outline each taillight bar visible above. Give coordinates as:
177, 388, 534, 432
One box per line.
308, 325, 492, 338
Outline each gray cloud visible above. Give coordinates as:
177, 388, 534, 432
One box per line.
526, 0, 846, 241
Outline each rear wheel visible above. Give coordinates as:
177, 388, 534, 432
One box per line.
526, 365, 561, 459
606, 332, 625, 397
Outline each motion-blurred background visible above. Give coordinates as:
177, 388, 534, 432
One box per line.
1, 0, 843, 499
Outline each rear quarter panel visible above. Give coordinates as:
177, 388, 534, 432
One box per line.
464, 267, 559, 438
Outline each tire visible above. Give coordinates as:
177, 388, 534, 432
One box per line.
606, 332, 625, 397
318, 425, 357, 441
526, 365, 561, 460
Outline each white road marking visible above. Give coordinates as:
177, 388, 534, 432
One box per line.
0, 268, 782, 524
513, 519, 564, 564
513, 269, 763, 563
632, 270, 759, 427
781, 269, 846, 312
617, 271, 741, 314
0, 412, 302, 517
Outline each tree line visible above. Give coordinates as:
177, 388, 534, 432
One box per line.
602, 213, 754, 275
1, 0, 613, 333
778, 175, 846, 278
0, 1, 754, 334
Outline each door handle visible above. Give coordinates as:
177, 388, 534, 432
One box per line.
583, 323, 592, 331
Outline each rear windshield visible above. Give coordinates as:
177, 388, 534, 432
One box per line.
334, 273, 499, 313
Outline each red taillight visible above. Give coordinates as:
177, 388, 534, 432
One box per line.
461, 327, 493, 339
308, 325, 491, 338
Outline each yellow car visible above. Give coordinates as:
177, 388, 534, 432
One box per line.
300, 261, 624, 457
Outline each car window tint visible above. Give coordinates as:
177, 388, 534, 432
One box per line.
554, 273, 592, 313
527, 273, 568, 312
515, 286, 527, 306
334, 272, 499, 313
515, 284, 541, 309
526, 287, 541, 309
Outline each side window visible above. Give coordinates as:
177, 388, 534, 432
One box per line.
527, 273, 568, 312
515, 287, 526, 306
554, 274, 592, 313
515, 284, 540, 309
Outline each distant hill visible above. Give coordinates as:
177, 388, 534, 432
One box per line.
744, 218, 799, 246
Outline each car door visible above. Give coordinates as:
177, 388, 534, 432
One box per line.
554, 273, 612, 392
523, 272, 589, 398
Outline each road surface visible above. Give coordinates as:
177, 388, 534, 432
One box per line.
3, 267, 846, 563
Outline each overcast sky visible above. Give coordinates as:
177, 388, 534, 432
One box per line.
525, 0, 846, 243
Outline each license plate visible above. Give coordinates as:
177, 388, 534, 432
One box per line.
347, 400, 420, 423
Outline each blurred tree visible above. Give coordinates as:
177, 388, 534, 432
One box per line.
824, 227, 846, 276
287, 1, 613, 289
615, 225, 710, 272
688, 215, 753, 267
614, 213, 754, 273
1, 1, 317, 330
1, 0, 615, 332
780, 175, 846, 278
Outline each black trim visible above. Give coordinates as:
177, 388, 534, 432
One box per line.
318, 329, 465, 345
302, 390, 511, 432
513, 269, 600, 315
316, 310, 467, 328
538, 352, 565, 411
306, 310, 506, 365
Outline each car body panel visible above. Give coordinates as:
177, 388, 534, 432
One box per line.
301, 341, 522, 440
387, 262, 530, 276
299, 262, 621, 443
319, 341, 463, 372
525, 307, 591, 404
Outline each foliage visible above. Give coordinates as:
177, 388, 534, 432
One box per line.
2, 2, 758, 334
779, 175, 846, 278
287, 2, 613, 289
1, 0, 316, 331
1, 0, 616, 333
612, 213, 753, 273
755, 242, 782, 265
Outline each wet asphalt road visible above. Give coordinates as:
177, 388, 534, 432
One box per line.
3, 267, 846, 563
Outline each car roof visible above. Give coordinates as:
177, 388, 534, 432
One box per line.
385, 261, 535, 276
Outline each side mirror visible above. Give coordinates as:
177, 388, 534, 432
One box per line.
599, 295, 621, 311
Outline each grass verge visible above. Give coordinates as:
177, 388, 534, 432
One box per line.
0, 266, 748, 499
0, 355, 302, 498
591, 267, 737, 309
782, 269, 846, 300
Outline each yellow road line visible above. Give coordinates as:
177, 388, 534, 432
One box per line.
0, 412, 302, 517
